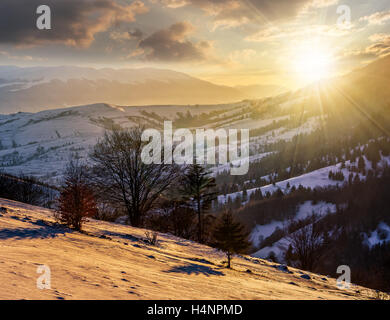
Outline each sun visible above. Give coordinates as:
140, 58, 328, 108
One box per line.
291, 42, 335, 84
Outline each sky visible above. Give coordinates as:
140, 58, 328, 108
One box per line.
0, 0, 390, 89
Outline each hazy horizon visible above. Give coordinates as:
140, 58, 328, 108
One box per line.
0, 0, 389, 92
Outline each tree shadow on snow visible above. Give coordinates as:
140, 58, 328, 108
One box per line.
102, 230, 140, 243
0, 223, 70, 240
165, 263, 225, 277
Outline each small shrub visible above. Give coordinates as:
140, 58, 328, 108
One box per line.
144, 231, 159, 246
55, 160, 97, 231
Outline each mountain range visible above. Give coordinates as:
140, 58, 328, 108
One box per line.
0, 66, 284, 114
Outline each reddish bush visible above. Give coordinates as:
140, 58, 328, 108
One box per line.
56, 161, 97, 231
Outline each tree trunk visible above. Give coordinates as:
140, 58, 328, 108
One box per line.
130, 210, 141, 228
227, 253, 231, 269
197, 197, 202, 243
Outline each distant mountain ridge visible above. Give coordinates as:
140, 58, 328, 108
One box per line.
0, 66, 193, 83
234, 84, 287, 99
0, 66, 259, 114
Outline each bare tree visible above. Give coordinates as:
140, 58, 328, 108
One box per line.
0, 171, 55, 207
89, 127, 180, 227
145, 198, 197, 239
286, 223, 324, 271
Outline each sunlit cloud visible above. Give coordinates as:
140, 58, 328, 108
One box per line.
310, 0, 339, 8
158, 0, 339, 29
339, 33, 390, 63
228, 49, 257, 62
0, 0, 388, 89
245, 23, 355, 42
360, 9, 390, 25
0, 50, 45, 61
110, 29, 144, 42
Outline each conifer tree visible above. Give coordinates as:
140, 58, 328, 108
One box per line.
180, 164, 216, 243
358, 156, 365, 173
242, 188, 248, 202
212, 210, 251, 268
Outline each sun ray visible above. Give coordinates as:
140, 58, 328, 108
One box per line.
333, 85, 390, 137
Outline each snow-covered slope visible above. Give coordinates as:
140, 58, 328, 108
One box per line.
0, 102, 238, 183
251, 200, 337, 261
250, 201, 337, 249
363, 222, 390, 249
218, 156, 390, 205
217, 156, 390, 261
0, 101, 321, 184
0, 198, 378, 300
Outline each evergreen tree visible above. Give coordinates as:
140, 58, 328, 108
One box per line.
358, 156, 365, 173
251, 188, 263, 201
242, 188, 248, 202
255, 188, 263, 200
348, 173, 354, 185
180, 164, 216, 243
353, 174, 361, 185
212, 210, 251, 268
275, 188, 284, 198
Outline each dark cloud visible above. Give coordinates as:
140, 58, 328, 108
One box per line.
137, 22, 212, 62
159, 0, 337, 27
130, 28, 144, 39
0, 0, 148, 47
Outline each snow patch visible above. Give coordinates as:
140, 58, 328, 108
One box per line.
364, 222, 390, 248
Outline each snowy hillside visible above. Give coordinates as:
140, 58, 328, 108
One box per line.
0, 102, 234, 182
251, 200, 337, 261
0, 198, 378, 300
0, 101, 320, 184
218, 155, 390, 206
217, 155, 390, 262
